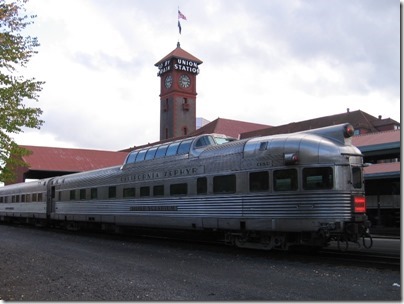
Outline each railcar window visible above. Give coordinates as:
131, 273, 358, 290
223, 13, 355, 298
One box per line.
4, 197, 7, 203
197, 177, 208, 194
140, 186, 150, 197
145, 147, 158, 160
26, 194, 31, 202
214, 137, 233, 145
32, 193, 37, 202
170, 183, 188, 195
177, 139, 193, 155
153, 185, 164, 196
250, 171, 269, 192
155, 145, 168, 158
352, 167, 363, 189
80, 189, 86, 200
0, 197, 3, 203
91, 188, 98, 199
126, 151, 138, 164
274, 169, 298, 191
108, 186, 117, 198
123, 187, 135, 198
135, 150, 147, 162
214, 175, 236, 194
303, 167, 333, 190
38, 193, 43, 202
70, 190, 76, 200
195, 136, 214, 148
166, 142, 180, 156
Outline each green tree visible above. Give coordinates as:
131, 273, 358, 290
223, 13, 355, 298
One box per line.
0, 0, 44, 183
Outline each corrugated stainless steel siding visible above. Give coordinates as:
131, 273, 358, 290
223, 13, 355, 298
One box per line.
54, 192, 352, 220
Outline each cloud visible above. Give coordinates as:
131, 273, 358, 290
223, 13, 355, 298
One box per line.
14, 0, 399, 151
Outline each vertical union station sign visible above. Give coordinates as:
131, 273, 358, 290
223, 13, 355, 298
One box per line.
157, 58, 200, 76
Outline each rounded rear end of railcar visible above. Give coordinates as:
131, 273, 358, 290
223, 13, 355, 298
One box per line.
236, 123, 371, 250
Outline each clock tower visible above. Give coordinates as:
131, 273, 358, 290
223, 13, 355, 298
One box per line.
155, 42, 203, 140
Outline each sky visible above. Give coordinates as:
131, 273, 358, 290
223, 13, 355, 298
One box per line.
12, 0, 400, 151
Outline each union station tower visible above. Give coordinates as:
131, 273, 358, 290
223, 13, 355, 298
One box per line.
155, 42, 203, 140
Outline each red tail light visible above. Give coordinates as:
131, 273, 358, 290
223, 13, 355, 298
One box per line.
353, 196, 366, 213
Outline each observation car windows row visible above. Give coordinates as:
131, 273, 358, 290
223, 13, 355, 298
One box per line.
303, 167, 333, 190
126, 137, 205, 165
250, 171, 269, 192
274, 169, 298, 191
213, 175, 236, 194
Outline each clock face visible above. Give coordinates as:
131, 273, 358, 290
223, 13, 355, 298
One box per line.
164, 75, 172, 88
179, 74, 191, 88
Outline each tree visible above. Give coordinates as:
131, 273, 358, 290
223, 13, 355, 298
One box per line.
0, 0, 44, 183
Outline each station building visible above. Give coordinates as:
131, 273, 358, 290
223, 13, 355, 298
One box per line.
6, 43, 400, 233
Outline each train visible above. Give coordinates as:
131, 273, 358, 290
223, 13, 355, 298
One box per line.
0, 123, 372, 250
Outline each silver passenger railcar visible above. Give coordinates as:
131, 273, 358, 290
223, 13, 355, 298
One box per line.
0, 124, 371, 250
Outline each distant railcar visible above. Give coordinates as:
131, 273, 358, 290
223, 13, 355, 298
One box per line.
0, 124, 372, 250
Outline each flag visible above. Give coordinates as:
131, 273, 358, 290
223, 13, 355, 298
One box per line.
178, 10, 187, 20
178, 20, 182, 34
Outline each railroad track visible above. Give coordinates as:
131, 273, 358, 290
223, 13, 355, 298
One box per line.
5, 223, 400, 269
316, 248, 400, 269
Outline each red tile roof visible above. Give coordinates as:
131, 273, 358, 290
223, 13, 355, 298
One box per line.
189, 117, 271, 139
240, 110, 399, 139
352, 129, 400, 147
20, 145, 128, 172
364, 162, 400, 177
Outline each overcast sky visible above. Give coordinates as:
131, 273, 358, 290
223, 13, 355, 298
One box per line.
13, 0, 400, 151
